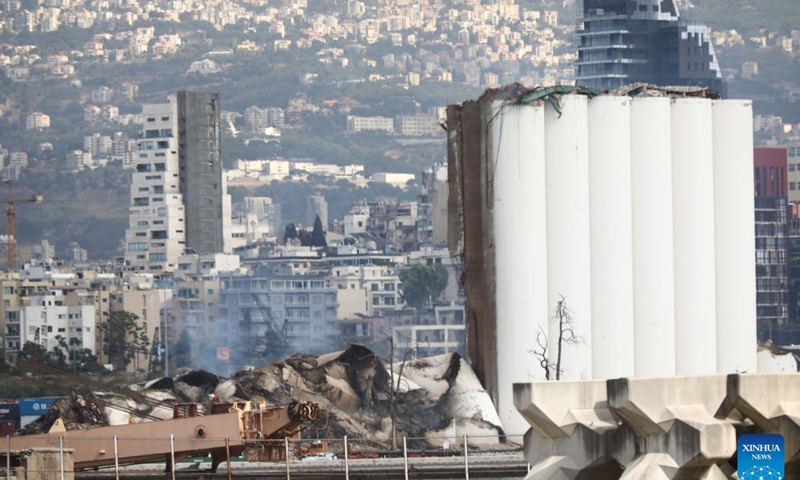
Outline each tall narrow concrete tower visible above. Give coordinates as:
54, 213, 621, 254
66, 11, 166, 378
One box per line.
177, 91, 225, 254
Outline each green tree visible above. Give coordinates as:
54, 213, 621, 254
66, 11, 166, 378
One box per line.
284, 223, 298, 241
99, 311, 149, 372
312, 214, 327, 247
398, 263, 449, 309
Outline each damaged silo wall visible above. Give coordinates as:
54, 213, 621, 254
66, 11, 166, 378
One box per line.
447, 98, 499, 423
448, 85, 758, 436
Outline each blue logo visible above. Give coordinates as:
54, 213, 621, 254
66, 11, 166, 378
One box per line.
738, 434, 784, 480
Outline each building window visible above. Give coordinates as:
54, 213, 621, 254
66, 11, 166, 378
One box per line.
149, 253, 167, 261
157, 141, 169, 149
790, 164, 796, 172
157, 207, 167, 217
133, 197, 149, 206
136, 164, 152, 172
128, 242, 148, 251
160, 128, 172, 137
145, 129, 160, 138
137, 220, 148, 226
791, 182, 797, 191
151, 230, 168, 239
155, 163, 166, 171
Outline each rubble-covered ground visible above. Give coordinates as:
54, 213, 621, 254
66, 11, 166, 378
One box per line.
17, 345, 508, 449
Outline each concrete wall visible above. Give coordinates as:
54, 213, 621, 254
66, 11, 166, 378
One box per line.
515, 373, 800, 480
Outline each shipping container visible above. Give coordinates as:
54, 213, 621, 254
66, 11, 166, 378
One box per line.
20, 415, 40, 429
19, 397, 60, 417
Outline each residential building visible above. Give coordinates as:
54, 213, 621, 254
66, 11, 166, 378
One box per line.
242, 197, 282, 234
219, 266, 339, 365
389, 302, 465, 361
395, 115, 441, 137
124, 98, 185, 272
5, 152, 28, 181
754, 148, 789, 339
306, 194, 328, 229
66, 150, 93, 172
418, 164, 448, 246
346, 116, 394, 133
786, 144, 800, 203
25, 112, 50, 130
370, 173, 415, 188
330, 264, 403, 316
4, 289, 96, 361
178, 91, 227, 255
125, 91, 229, 273
575, 0, 725, 93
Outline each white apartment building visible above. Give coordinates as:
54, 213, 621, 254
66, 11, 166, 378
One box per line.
233, 159, 290, 179
123, 99, 186, 272
66, 150, 93, 172
395, 115, 441, 137
390, 303, 465, 360
331, 265, 403, 316
4, 291, 96, 358
25, 112, 50, 130
346, 115, 394, 133
370, 172, 416, 187
343, 204, 369, 237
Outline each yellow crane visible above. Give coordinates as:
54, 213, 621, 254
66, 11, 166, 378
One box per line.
4, 180, 43, 271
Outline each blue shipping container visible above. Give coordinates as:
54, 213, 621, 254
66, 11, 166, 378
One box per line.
19, 397, 60, 416
0, 403, 19, 421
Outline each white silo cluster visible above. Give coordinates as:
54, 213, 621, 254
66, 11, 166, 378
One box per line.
489, 93, 757, 434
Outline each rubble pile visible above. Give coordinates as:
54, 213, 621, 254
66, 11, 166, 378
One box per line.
16, 345, 506, 448
17, 395, 109, 434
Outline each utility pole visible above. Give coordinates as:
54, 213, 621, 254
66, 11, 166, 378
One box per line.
3, 181, 43, 271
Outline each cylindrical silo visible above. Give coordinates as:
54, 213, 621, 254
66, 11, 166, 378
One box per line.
492, 101, 549, 435
544, 94, 592, 380
630, 97, 676, 377
588, 96, 634, 379
712, 100, 757, 373
672, 98, 717, 375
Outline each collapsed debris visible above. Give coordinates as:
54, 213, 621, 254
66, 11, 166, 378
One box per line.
16, 345, 506, 449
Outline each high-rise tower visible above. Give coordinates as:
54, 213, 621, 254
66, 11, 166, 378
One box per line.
125, 91, 228, 272
178, 91, 225, 255
575, 0, 724, 93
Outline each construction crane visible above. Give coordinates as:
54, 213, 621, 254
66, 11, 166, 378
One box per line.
4, 180, 43, 271
239, 293, 289, 361
147, 326, 163, 380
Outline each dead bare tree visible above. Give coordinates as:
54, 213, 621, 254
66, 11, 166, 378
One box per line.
383, 333, 417, 450
533, 326, 551, 380
531, 295, 583, 380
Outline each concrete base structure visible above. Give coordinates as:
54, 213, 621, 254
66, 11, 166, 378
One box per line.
514, 374, 800, 479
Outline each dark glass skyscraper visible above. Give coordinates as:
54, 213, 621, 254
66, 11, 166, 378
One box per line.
575, 0, 725, 94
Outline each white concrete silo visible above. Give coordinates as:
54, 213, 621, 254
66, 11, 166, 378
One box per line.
671, 98, 717, 374
712, 100, 757, 374
491, 102, 550, 435
544, 95, 592, 380
630, 97, 676, 377
588, 96, 635, 379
